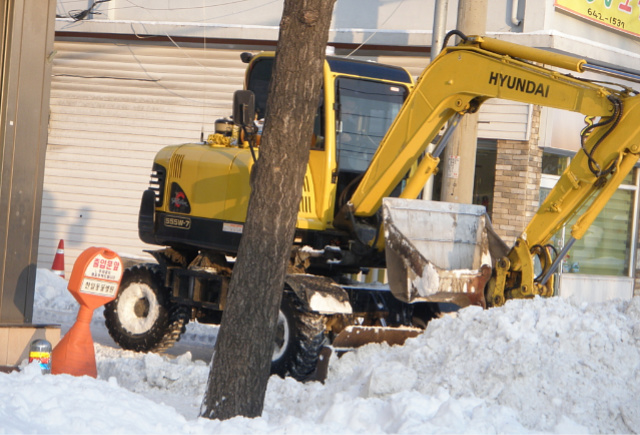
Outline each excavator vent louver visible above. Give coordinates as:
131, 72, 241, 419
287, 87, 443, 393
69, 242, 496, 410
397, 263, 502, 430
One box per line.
299, 174, 313, 214
170, 154, 185, 178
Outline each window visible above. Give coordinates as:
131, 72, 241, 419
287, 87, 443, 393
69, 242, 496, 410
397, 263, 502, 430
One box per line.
540, 151, 638, 277
335, 78, 407, 174
542, 153, 570, 176
472, 143, 497, 218
246, 57, 273, 120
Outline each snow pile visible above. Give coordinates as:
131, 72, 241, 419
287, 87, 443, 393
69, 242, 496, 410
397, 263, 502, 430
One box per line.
0, 363, 194, 434
316, 298, 640, 433
32, 268, 79, 323
0, 269, 638, 434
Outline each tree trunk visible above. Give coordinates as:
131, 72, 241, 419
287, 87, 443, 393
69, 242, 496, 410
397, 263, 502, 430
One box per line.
200, 0, 336, 420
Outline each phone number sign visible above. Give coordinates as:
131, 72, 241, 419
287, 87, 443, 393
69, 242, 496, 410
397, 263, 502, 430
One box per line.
555, 0, 640, 38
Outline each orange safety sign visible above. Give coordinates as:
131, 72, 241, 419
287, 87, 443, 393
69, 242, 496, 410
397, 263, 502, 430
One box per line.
51, 247, 124, 378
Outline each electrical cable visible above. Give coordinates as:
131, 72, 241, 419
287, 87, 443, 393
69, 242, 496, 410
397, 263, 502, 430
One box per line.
57, 0, 254, 12
107, 0, 281, 23
110, 0, 254, 12
61, 0, 111, 21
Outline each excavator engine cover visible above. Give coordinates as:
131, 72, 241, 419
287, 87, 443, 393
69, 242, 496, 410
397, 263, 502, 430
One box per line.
383, 198, 505, 308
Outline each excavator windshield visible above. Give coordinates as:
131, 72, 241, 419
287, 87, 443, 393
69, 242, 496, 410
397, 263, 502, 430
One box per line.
335, 78, 408, 174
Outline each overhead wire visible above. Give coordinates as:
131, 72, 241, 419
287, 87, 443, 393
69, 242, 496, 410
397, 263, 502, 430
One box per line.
124, 44, 209, 105
56, 0, 252, 11
345, 0, 407, 58
57, 0, 112, 21
52, 0, 319, 110
116, 0, 254, 12
57, 0, 282, 23
55, 0, 274, 105
124, 0, 276, 74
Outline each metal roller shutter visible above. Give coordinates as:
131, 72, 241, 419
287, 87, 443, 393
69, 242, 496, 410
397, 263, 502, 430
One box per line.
40, 40, 248, 274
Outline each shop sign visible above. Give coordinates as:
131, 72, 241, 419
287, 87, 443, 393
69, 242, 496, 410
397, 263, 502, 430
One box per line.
555, 0, 640, 38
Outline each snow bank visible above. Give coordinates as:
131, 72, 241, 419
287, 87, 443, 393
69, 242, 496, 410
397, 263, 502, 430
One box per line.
1, 269, 639, 434
0, 363, 192, 434
315, 297, 640, 433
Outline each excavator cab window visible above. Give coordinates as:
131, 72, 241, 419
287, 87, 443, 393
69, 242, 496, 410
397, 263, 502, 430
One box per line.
246, 56, 325, 149
311, 93, 325, 150
334, 77, 408, 208
335, 78, 407, 172
246, 57, 273, 120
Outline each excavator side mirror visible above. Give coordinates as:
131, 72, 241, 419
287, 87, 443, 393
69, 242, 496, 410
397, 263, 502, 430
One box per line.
233, 90, 256, 127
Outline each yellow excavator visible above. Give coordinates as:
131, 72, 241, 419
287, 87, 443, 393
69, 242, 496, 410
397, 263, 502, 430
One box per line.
104, 31, 640, 380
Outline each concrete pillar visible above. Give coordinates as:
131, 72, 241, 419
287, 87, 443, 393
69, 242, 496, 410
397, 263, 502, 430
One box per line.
440, 0, 488, 204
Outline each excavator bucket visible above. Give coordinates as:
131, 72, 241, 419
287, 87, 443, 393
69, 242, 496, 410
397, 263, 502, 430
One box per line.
324, 199, 508, 360
383, 198, 509, 309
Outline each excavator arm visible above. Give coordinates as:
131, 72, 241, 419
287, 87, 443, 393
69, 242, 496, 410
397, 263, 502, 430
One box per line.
344, 34, 640, 307
490, 86, 640, 306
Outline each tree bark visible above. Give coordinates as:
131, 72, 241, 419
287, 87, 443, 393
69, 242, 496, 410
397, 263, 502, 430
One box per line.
200, 0, 336, 420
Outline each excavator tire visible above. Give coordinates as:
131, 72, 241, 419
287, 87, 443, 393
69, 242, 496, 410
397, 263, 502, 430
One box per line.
271, 293, 326, 381
104, 264, 189, 353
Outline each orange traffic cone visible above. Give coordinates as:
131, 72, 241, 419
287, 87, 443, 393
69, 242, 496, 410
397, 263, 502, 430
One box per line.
52, 239, 65, 278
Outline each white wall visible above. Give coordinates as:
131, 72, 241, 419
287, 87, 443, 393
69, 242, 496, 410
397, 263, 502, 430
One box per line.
55, 1, 640, 71
57, 0, 521, 31
55, 0, 524, 47
558, 274, 635, 303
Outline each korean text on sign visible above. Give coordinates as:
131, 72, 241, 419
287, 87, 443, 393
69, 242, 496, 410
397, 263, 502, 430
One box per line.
87, 256, 121, 281
80, 278, 119, 297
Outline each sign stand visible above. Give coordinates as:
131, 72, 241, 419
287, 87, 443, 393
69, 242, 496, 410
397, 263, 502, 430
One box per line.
51, 247, 123, 377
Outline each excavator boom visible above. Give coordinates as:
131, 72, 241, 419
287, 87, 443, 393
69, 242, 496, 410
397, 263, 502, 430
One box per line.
349, 36, 620, 217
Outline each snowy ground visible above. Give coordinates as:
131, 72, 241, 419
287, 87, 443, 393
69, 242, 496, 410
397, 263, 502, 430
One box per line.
1, 269, 639, 434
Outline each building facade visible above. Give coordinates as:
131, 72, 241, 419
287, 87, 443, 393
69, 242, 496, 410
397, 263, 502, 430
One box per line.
43, 0, 640, 301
